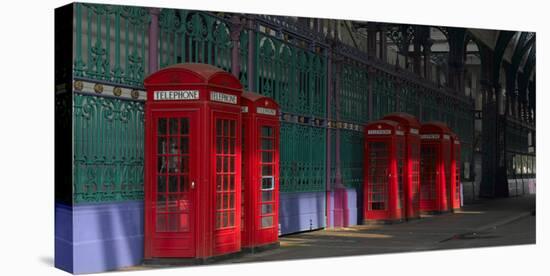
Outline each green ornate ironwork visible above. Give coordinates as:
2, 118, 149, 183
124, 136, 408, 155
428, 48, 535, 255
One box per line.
340, 129, 364, 188
73, 93, 145, 203
255, 34, 326, 117
74, 3, 150, 87
279, 122, 326, 192
340, 63, 369, 124
158, 10, 233, 72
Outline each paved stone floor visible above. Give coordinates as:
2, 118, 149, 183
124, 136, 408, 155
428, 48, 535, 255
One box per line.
127, 195, 535, 270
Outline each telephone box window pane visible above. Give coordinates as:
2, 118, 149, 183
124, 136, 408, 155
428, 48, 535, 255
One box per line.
216, 137, 223, 153
261, 126, 273, 137
261, 216, 273, 228
157, 156, 166, 173
157, 118, 167, 135
217, 194, 222, 210
230, 120, 236, 137
158, 137, 166, 154
367, 141, 388, 211
229, 175, 235, 190
261, 139, 273, 150
223, 120, 229, 136
262, 165, 273, 175
180, 156, 189, 173
180, 118, 189, 135
169, 176, 178, 193
262, 191, 273, 202
262, 152, 273, 163
223, 193, 229, 209
216, 120, 222, 134
179, 175, 187, 192
230, 138, 236, 154
229, 194, 235, 208
157, 175, 166, 193
169, 118, 178, 135
261, 203, 273, 214
223, 157, 229, 172
216, 175, 223, 191
168, 156, 179, 173
169, 137, 179, 154
230, 157, 235, 172
180, 137, 189, 154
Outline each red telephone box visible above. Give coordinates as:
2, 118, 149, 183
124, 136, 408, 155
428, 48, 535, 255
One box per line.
419, 122, 452, 213
383, 113, 421, 220
240, 91, 280, 251
450, 132, 461, 210
363, 120, 406, 223
143, 63, 243, 260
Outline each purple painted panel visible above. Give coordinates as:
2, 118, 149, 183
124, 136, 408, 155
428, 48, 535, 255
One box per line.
279, 192, 326, 235
55, 203, 73, 273
55, 201, 144, 274
327, 188, 360, 228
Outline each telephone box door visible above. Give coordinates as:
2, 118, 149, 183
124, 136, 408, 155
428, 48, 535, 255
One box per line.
366, 140, 391, 213
150, 111, 198, 257
256, 118, 279, 242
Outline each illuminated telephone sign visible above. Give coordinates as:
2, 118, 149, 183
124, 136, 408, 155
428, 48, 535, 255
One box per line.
144, 63, 243, 260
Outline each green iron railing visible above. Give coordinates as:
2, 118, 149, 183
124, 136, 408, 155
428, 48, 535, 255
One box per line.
74, 3, 150, 87
70, 3, 480, 199
158, 10, 233, 72
73, 94, 145, 203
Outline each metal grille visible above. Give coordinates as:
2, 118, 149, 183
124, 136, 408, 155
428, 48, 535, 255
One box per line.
73, 3, 150, 86
73, 94, 144, 203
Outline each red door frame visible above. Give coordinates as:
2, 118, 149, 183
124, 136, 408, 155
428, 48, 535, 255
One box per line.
253, 116, 279, 247
241, 91, 280, 249
145, 109, 200, 258
210, 109, 242, 256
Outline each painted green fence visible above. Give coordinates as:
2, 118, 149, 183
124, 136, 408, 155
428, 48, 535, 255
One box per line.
253, 32, 327, 192
70, 3, 478, 201
73, 3, 150, 87
73, 94, 144, 203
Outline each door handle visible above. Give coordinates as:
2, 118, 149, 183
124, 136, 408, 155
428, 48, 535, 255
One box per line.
191, 181, 195, 189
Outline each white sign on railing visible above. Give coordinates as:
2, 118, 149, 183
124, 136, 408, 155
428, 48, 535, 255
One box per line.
410, 128, 419, 135
154, 90, 199, 101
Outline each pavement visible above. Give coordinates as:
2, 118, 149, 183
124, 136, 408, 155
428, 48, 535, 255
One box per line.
218, 195, 536, 264
126, 195, 535, 270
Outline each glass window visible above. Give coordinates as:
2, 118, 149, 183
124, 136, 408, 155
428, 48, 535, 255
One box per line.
215, 118, 237, 229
